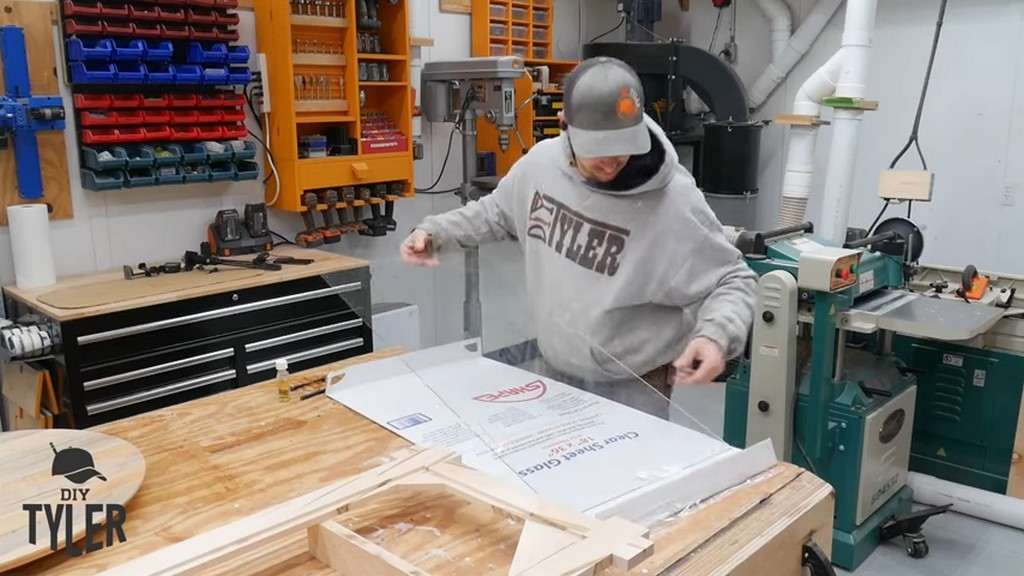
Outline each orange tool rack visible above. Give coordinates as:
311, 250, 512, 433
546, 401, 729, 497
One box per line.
253, 0, 415, 215
471, 0, 577, 176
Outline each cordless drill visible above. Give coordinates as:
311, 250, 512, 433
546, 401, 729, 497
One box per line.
295, 192, 325, 247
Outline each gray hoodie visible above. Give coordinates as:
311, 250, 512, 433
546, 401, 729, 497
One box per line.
416, 114, 758, 383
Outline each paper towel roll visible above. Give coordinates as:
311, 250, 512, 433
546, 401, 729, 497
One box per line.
8, 204, 57, 290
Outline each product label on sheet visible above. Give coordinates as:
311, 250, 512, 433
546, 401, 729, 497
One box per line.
326, 340, 738, 515
973, 369, 986, 387
859, 269, 875, 293
759, 345, 779, 357
942, 354, 963, 367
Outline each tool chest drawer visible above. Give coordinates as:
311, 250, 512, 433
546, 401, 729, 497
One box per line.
4, 259, 373, 429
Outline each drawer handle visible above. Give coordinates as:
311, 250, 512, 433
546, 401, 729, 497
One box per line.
245, 319, 363, 353
86, 369, 236, 416
245, 337, 363, 374
78, 282, 362, 346
83, 348, 235, 391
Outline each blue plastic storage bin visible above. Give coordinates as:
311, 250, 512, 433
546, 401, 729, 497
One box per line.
168, 143, 206, 164
66, 38, 113, 61
120, 145, 158, 168
195, 142, 231, 163
232, 141, 257, 161
234, 161, 259, 181
187, 42, 227, 64
146, 64, 175, 84
149, 144, 182, 166
200, 67, 230, 85
80, 169, 124, 191
81, 146, 127, 171
112, 39, 145, 61
183, 164, 212, 183
69, 62, 116, 84
227, 45, 250, 64
209, 163, 235, 182
175, 65, 202, 85
227, 66, 251, 85
145, 40, 174, 63
124, 167, 157, 188
115, 62, 147, 84
156, 165, 186, 185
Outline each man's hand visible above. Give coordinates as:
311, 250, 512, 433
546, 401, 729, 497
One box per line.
400, 229, 439, 267
673, 337, 726, 384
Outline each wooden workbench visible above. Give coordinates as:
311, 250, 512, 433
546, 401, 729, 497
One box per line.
3, 245, 367, 323
14, 350, 835, 575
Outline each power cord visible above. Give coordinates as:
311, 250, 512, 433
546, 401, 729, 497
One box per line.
589, 16, 624, 43
415, 84, 475, 194
243, 83, 282, 206
870, 0, 947, 233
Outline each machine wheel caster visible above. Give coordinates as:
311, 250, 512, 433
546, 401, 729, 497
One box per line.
904, 532, 929, 559
801, 540, 837, 576
880, 503, 950, 560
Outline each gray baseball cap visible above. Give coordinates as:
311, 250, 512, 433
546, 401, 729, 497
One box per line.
563, 57, 651, 158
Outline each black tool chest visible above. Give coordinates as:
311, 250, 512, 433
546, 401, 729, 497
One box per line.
4, 263, 372, 429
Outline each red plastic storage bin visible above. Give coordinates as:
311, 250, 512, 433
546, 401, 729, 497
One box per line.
168, 94, 198, 107
62, 1, 102, 17
79, 111, 119, 127
73, 94, 112, 109
170, 110, 200, 124
222, 125, 248, 139
143, 126, 172, 140
169, 127, 199, 140
141, 95, 169, 108
109, 94, 143, 108
142, 110, 172, 124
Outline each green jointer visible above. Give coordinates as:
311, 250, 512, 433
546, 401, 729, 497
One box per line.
721, 221, 1011, 571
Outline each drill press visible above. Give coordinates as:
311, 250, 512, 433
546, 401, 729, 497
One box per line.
420, 57, 527, 340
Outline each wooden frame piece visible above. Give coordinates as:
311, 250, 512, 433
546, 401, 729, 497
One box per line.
96, 446, 654, 576
775, 114, 830, 127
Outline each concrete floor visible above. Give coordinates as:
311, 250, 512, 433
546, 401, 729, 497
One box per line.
669, 382, 1024, 576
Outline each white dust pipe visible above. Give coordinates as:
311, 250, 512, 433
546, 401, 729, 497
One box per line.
908, 472, 1024, 532
748, 0, 844, 110
817, 0, 878, 243
755, 0, 792, 62
775, 50, 842, 227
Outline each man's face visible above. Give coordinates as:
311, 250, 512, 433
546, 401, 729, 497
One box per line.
575, 155, 630, 183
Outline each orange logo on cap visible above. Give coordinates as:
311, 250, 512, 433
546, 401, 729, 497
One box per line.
616, 87, 641, 119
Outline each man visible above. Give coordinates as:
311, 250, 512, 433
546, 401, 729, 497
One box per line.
400, 56, 757, 419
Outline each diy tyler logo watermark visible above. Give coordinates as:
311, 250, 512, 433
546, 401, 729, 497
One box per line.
23, 442, 128, 556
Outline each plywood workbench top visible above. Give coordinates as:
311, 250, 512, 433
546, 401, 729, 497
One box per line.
2, 246, 368, 323
14, 350, 835, 576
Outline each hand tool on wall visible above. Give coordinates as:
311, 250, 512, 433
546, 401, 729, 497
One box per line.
359, 184, 387, 237
339, 186, 367, 233
0, 26, 66, 200
295, 192, 326, 247
383, 181, 401, 231
315, 189, 343, 243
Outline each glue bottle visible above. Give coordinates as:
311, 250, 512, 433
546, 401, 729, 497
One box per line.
276, 359, 291, 402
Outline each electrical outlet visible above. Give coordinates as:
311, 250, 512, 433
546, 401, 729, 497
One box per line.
1003, 183, 1015, 206
256, 53, 271, 114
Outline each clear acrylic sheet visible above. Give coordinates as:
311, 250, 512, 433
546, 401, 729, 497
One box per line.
321, 225, 776, 527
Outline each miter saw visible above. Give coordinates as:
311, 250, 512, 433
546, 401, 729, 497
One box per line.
722, 217, 1007, 571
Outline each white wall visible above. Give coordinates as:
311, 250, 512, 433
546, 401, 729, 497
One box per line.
587, 0, 1024, 274
1, 1, 580, 353
12, 1, 1017, 354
